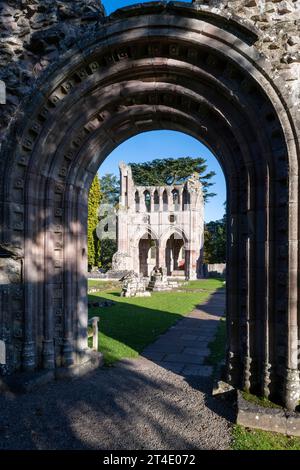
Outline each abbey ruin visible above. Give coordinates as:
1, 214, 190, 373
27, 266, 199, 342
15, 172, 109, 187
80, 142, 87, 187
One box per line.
112, 162, 204, 280
0, 0, 299, 410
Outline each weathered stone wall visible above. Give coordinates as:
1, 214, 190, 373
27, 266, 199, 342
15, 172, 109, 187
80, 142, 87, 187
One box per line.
0, 1, 299, 149
206, 263, 226, 278
193, 1, 300, 109
115, 162, 204, 280
0, 0, 105, 145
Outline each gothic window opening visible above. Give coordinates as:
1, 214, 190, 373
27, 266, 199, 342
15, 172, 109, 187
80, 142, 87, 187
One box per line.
144, 190, 151, 212
172, 189, 180, 210
163, 190, 168, 211
135, 190, 140, 212
182, 187, 190, 211
154, 190, 159, 211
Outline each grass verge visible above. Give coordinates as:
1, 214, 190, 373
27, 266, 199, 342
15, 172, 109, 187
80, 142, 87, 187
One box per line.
206, 317, 226, 375
232, 425, 300, 450
88, 279, 223, 365
241, 391, 282, 409
88, 279, 121, 291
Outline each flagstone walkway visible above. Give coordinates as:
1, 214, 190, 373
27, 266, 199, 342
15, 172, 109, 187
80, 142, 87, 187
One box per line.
117, 288, 225, 377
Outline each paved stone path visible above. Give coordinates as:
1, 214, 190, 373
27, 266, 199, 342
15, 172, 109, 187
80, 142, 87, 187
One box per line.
0, 290, 233, 450
141, 289, 225, 376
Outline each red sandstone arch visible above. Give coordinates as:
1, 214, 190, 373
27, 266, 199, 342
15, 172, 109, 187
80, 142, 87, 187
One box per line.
0, 6, 299, 409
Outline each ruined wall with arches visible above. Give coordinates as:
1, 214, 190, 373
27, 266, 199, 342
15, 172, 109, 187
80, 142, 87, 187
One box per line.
114, 162, 204, 279
0, 1, 299, 409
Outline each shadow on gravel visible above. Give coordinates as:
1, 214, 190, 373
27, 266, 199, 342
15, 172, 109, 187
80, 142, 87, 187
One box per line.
0, 364, 231, 450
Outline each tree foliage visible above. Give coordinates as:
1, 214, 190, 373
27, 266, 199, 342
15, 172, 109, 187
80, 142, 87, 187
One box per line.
100, 173, 120, 206
97, 174, 119, 271
130, 157, 216, 202
87, 175, 101, 270
99, 239, 117, 271
204, 215, 226, 264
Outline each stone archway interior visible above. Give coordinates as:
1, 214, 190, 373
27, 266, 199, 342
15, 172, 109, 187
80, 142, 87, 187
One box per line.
0, 2, 299, 410
165, 235, 185, 277
139, 236, 158, 277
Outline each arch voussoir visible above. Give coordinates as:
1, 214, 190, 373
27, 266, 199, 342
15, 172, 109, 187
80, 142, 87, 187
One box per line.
0, 4, 299, 411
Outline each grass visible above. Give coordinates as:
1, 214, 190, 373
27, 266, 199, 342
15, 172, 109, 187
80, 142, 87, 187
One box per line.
232, 425, 300, 450
241, 391, 282, 409
206, 317, 226, 374
180, 278, 225, 291
88, 279, 222, 365
88, 279, 121, 291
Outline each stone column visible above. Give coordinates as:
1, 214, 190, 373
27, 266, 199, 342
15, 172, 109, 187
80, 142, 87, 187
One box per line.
62, 185, 75, 367
226, 182, 241, 388
75, 189, 88, 363
21, 180, 36, 370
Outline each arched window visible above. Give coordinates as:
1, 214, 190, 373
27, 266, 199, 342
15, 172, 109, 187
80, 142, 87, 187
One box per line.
154, 190, 159, 211
163, 189, 168, 211
150, 239, 157, 259
135, 190, 140, 212
172, 189, 180, 210
182, 187, 190, 211
144, 190, 151, 212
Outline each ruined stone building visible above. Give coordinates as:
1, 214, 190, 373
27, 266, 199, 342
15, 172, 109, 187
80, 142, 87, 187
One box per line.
112, 162, 204, 280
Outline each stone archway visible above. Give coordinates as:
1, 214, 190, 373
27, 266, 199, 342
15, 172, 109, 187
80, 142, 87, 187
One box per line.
138, 236, 158, 278
0, 2, 299, 410
165, 234, 185, 277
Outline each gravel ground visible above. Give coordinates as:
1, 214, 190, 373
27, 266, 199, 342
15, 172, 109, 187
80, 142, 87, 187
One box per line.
0, 359, 233, 450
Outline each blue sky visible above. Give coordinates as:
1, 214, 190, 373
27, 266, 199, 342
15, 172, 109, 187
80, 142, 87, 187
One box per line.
99, 131, 226, 223
102, 0, 192, 15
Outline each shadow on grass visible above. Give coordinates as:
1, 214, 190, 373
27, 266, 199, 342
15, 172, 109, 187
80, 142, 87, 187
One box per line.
88, 285, 226, 365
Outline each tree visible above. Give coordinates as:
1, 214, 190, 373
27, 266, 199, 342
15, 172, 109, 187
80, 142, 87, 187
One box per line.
100, 173, 120, 206
87, 175, 101, 270
130, 157, 216, 202
204, 213, 226, 264
97, 174, 119, 271
99, 238, 117, 271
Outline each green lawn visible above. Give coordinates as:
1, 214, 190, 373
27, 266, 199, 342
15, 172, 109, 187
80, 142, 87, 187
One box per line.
88, 279, 121, 291
232, 425, 300, 450
88, 279, 224, 365
183, 278, 225, 291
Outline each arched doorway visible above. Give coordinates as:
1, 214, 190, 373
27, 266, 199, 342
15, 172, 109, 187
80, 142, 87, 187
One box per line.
165, 234, 185, 278
138, 235, 158, 277
0, 5, 299, 409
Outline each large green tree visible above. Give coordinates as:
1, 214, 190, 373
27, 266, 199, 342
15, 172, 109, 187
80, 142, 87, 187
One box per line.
98, 174, 119, 271
204, 214, 226, 264
87, 175, 101, 270
100, 173, 120, 206
99, 238, 117, 271
130, 157, 216, 202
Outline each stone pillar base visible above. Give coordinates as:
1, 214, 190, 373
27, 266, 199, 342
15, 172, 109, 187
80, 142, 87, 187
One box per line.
0, 350, 103, 393
56, 349, 104, 380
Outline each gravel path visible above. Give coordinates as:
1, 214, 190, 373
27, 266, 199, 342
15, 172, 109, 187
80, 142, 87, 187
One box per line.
0, 292, 233, 450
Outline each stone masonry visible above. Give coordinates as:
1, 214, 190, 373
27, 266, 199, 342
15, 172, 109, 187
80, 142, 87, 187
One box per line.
113, 162, 204, 280
0, 1, 299, 410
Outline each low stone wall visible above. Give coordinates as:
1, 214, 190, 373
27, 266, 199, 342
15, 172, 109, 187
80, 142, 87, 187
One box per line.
205, 263, 226, 278
237, 391, 300, 437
